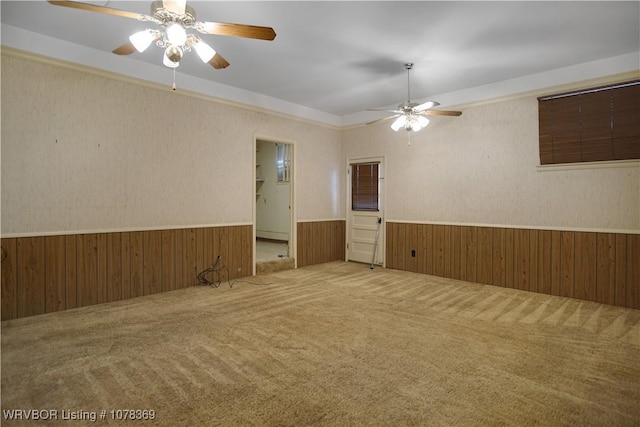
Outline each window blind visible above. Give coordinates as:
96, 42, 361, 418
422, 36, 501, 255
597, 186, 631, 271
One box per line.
538, 80, 640, 165
351, 162, 379, 211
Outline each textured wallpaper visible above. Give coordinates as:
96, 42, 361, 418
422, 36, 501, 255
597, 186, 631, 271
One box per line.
3, 53, 637, 235
1, 54, 343, 235
342, 97, 639, 232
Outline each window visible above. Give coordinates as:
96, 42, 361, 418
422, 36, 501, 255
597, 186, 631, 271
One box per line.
351, 162, 379, 211
538, 80, 640, 165
276, 143, 291, 182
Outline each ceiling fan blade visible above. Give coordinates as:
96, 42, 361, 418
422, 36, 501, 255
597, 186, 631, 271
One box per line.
367, 108, 403, 114
422, 110, 463, 117
47, 0, 148, 20
366, 115, 400, 126
208, 53, 230, 69
112, 42, 137, 55
414, 101, 440, 112
198, 21, 276, 40
163, 0, 186, 16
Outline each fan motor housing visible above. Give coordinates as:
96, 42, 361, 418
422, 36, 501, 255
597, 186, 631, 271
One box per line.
151, 1, 197, 26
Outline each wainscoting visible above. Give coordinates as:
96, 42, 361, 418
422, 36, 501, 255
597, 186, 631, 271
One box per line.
297, 220, 346, 267
386, 222, 639, 310
1, 225, 253, 320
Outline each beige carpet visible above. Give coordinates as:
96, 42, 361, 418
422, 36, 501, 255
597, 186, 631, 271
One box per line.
256, 257, 295, 274
2, 261, 639, 426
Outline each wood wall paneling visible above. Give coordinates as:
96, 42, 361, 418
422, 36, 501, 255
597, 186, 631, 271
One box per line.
492, 228, 507, 287
528, 230, 539, 293
514, 228, 529, 291
219, 226, 232, 282
201, 228, 212, 282
406, 223, 418, 273
596, 233, 615, 306
560, 231, 575, 298
416, 224, 427, 275
65, 235, 78, 309
396, 223, 407, 272
1, 223, 635, 318
491, 228, 515, 288
44, 235, 66, 313
313, 222, 324, 263
1, 225, 253, 320
17, 237, 46, 318
120, 232, 131, 300
450, 225, 461, 280
421, 224, 431, 274
195, 228, 205, 284
297, 220, 345, 268
384, 222, 638, 310
433, 225, 445, 277
627, 234, 639, 309
107, 233, 122, 303
184, 228, 197, 287
336, 221, 342, 263
1, 239, 18, 320
98, 234, 108, 304
128, 232, 142, 298
463, 226, 477, 283
550, 231, 562, 296
538, 230, 553, 295
574, 231, 597, 302
143, 231, 161, 296
230, 226, 245, 278
477, 227, 493, 286
297, 222, 308, 267
504, 228, 515, 289
161, 230, 176, 293
173, 228, 184, 289
386, 222, 396, 270
242, 225, 252, 276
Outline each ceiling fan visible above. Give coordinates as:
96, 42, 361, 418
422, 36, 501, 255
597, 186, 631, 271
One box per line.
367, 63, 461, 132
47, 0, 276, 71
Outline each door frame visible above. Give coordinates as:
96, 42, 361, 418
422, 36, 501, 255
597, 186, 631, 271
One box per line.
346, 156, 386, 267
253, 134, 297, 275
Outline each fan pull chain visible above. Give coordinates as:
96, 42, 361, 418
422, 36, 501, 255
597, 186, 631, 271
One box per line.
172, 68, 177, 91
407, 132, 411, 146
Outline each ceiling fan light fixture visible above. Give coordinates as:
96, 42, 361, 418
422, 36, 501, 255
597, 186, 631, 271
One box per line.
166, 22, 187, 46
193, 39, 216, 63
416, 115, 429, 128
129, 29, 156, 52
391, 115, 407, 132
162, 52, 180, 68
164, 45, 183, 65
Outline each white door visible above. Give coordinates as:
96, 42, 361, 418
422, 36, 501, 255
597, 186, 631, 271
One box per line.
347, 159, 384, 265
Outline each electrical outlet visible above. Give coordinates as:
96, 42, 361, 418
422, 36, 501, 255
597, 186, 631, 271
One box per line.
411, 249, 416, 257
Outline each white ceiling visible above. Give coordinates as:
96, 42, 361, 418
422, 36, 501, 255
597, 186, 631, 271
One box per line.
2, 1, 639, 126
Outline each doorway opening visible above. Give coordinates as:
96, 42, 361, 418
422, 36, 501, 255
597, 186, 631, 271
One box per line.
254, 138, 295, 274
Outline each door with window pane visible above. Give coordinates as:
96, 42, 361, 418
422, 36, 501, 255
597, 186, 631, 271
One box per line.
348, 159, 384, 265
